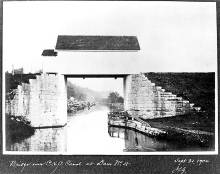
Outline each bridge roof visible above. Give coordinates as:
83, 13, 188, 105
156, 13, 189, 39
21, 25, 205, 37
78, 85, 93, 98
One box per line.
55, 35, 140, 51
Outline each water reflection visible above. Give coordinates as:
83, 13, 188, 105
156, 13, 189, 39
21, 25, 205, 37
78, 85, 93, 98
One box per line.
66, 105, 125, 154
7, 105, 209, 153
7, 105, 125, 153
108, 126, 170, 151
8, 127, 67, 152
108, 126, 209, 152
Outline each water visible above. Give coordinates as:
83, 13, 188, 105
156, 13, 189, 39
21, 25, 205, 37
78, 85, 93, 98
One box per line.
7, 105, 208, 153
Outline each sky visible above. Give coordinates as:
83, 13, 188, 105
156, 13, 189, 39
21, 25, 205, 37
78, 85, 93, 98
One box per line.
3, 1, 217, 74
68, 78, 124, 96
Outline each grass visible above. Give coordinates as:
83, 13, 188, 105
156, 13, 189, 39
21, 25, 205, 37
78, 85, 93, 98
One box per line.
142, 113, 214, 148
142, 73, 215, 148
144, 73, 215, 132
145, 72, 215, 116
143, 112, 214, 133
162, 128, 214, 148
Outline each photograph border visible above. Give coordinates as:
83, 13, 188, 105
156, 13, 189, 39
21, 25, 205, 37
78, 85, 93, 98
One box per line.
0, 0, 219, 173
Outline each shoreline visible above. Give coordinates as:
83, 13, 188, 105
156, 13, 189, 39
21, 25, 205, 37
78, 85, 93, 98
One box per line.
108, 119, 215, 148
6, 115, 35, 145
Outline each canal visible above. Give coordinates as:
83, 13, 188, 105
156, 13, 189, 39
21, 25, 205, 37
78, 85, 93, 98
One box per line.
7, 105, 207, 153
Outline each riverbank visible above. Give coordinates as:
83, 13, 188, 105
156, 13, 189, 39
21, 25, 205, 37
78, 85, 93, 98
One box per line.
108, 114, 214, 148
142, 112, 215, 133
142, 112, 215, 148
142, 73, 215, 148
67, 97, 96, 113
6, 115, 35, 144
108, 119, 166, 137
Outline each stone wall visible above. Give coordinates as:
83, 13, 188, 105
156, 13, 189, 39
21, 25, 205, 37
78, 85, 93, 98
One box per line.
124, 73, 198, 119
6, 72, 200, 126
6, 73, 67, 127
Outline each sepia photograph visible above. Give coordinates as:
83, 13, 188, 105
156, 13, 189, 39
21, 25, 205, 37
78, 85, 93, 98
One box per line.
3, 1, 217, 155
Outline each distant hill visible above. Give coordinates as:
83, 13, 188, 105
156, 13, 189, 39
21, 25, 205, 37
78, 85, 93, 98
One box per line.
67, 81, 111, 102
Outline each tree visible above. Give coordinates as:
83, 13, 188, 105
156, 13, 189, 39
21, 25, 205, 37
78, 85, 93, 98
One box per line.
118, 96, 124, 103
107, 92, 123, 103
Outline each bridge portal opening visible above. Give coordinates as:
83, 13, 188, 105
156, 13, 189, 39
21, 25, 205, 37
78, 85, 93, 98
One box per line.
65, 75, 126, 113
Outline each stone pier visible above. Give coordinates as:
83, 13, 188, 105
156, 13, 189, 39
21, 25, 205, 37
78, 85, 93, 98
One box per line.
6, 73, 67, 127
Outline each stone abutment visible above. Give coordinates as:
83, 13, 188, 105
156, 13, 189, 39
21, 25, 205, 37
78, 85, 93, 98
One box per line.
6, 73, 67, 127
6, 73, 198, 127
124, 73, 197, 119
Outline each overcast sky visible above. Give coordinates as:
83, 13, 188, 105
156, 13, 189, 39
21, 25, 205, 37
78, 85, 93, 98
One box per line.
68, 78, 124, 96
3, 1, 217, 74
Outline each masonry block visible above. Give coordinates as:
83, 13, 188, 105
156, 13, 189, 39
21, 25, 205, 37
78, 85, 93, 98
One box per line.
6, 73, 67, 128
124, 73, 196, 119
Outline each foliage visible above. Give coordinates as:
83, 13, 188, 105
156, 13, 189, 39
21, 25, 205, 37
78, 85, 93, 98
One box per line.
107, 92, 124, 103
67, 81, 87, 101
5, 72, 38, 100
145, 72, 215, 119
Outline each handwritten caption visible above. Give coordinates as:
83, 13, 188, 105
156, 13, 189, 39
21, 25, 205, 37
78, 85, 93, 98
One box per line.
171, 158, 210, 174
9, 159, 131, 174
